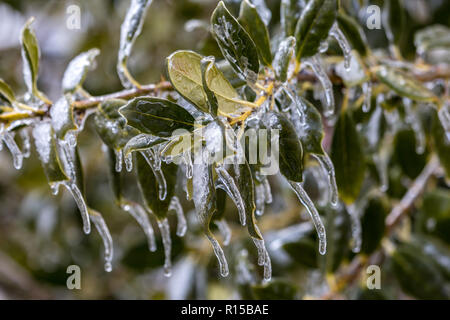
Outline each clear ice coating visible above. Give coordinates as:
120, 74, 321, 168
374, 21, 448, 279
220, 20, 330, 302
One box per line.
288, 181, 327, 255
403, 99, 425, 154
347, 203, 362, 253
312, 153, 339, 207
117, 0, 153, 88
121, 201, 156, 252
215, 164, 246, 226
124, 151, 133, 172
140, 149, 167, 200
183, 151, 193, 179
251, 227, 272, 282
169, 196, 187, 237
114, 149, 123, 172
158, 218, 173, 277
250, 0, 271, 25
304, 55, 335, 117
62, 48, 100, 93
330, 23, 352, 72
2, 131, 23, 169
20, 129, 31, 158
438, 105, 450, 135
255, 183, 266, 216
362, 81, 372, 113
90, 210, 114, 272
63, 182, 91, 235
215, 219, 231, 246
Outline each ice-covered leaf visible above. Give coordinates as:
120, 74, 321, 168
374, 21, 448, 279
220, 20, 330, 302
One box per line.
201, 56, 220, 116
263, 111, 303, 182
123, 133, 165, 157
0, 78, 15, 105
32, 121, 68, 184
335, 51, 369, 87
211, 1, 259, 82
249, 0, 271, 26
94, 99, 139, 149
273, 36, 295, 83
414, 25, 450, 63
117, 0, 153, 88
50, 96, 77, 140
119, 97, 195, 137
375, 66, 436, 102
361, 196, 387, 254
280, 0, 307, 37
336, 12, 368, 58
21, 18, 40, 96
136, 152, 177, 220
167, 50, 245, 115
294, 0, 337, 61
62, 48, 100, 93
331, 108, 366, 204
238, 0, 272, 66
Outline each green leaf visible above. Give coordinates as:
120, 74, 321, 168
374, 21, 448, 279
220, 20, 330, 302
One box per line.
336, 12, 368, 57
418, 189, 450, 244
119, 97, 195, 137
166, 50, 243, 115
214, 188, 227, 221
94, 99, 139, 149
263, 111, 303, 182
273, 36, 296, 83
361, 196, 388, 254
124, 133, 166, 157
392, 242, 449, 299
136, 152, 177, 220
431, 109, 450, 179
32, 122, 68, 183
211, 1, 260, 81
375, 66, 436, 102
331, 108, 366, 204
0, 78, 15, 104
282, 229, 319, 269
281, 0, 307, 37
50, 96, 77, 140
21, 18, 40, 96
238, 0, 272, 66
201, 57, 220, 117
294, 0, 337, 61
382, 0, 404, 46
410, 235, 450, 281
392, 128, 427, 179
62, 48, 100, 93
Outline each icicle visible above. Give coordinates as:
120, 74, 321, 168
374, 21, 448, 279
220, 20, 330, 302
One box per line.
310, 165, 329, 207
304, 55, 335, 117
215, 219, 231, 246
255, 183, 266, 216
90, 210, 113, 272
121, 202, 156, 252
331, 23, 352, 71
158, 218, 172, 277
141, 149, 167, 200
312, 153, 338, 207
347, 203, 362, 253
215, 164, 246, 226
169, 196, 187, 237
251, 227, 272, 282
262, 177, 272, 204
404, 99, 426, 154
183, 151, 193, 179
2, 132, 23, 169
124, 151, 133, 172
205, 232, 229, 277
114, 149, 123, 172
288, 181, 327, 255
362, 81, 372, 113
282, 85, 305, 124
63, 182, 91, 234
20, 130, 31, 158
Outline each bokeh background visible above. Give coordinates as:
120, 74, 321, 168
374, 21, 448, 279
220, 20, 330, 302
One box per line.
0, 0, 448, 299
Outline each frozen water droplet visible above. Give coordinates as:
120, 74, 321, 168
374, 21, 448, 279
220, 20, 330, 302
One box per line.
288, 181, 327, 255
158, 218, 172, 277
255, 183, 266, 216
304, 55, 335, 117
312, 153, 338, 207
206, 232, 229, 277
319, 41, 329, 53
215, 219, 231, 246
90, 210, 113, 272
169, 196, 187, 237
